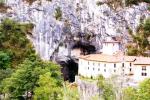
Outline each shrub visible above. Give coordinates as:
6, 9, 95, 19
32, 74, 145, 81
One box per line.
0, 19, 35, 67
125, 0, 150, 6
96, 1, 104, 6
125, 0, 139, 6
54, 7, 62, 21
0, 51, 11, 69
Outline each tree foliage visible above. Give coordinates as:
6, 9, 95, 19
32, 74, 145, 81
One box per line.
123, 78, 150, 100
97, 75, 116, 100
0, 18, 35, 67
34, 72, 63, 100
127, 18, 150, 56
138, 79, 150, 100
1, 59, 63, 99
0, 19, 64, 99
123, 87, 137, 100
0, 51, 11, 69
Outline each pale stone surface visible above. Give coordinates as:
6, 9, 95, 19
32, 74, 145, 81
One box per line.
1, 0, 150, 60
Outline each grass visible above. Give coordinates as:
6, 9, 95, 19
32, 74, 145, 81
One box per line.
79, 75, 97, 82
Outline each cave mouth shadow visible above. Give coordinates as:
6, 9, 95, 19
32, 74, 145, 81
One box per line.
59, 58, 78, 82
58, 41, 96, 82
72, 41, 96, 55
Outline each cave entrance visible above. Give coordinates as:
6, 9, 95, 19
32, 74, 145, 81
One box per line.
59, 58, 78, 82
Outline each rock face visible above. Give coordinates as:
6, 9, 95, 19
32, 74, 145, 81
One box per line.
1, 0, 150, 60
75, 76, 99, 100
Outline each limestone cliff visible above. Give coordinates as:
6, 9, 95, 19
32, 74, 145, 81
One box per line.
0, 0, 149, 61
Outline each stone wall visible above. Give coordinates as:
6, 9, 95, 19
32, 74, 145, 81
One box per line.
75, 76, 99, 100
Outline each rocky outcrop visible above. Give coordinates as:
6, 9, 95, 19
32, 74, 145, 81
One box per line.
1, 0, 149, 61
0, 0, 149, 82
75, 76, 99, 100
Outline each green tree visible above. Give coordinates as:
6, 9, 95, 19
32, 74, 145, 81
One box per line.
127, 18, 150, 56
123, 78, 150, 100
34, 72, 63, 100
97, 75, 105, 89
0, 18, 65, 100
0, 68, 13, 94
97, 75, 116, 100
102, 83, 116, 100
1, 59, 63, 99
138, 79, 150, 100
0, 51, 11, 69
0, 18, 35, 67
123, 87, 137, 100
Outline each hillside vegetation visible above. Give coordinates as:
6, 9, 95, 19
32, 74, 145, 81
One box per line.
0, 19, 63, 99
127, 18, 150, 56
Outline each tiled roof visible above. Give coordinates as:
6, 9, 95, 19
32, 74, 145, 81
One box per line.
79, 54, 150, 65
134, 57, 150, 65
125, 56, 136, 62
80, 54, 122, 63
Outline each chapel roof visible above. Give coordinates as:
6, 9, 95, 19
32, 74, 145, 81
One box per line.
79, 54, 150, 65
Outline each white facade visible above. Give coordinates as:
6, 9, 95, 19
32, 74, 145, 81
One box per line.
78, 54, 150, 82
133, 65, 150, 82
101, 36, 121, 55
79, 59, 123, 78
101, 41, 121, 55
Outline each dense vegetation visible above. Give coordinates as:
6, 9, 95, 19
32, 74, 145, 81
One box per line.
97, 75, 116, 100
0, 19, 81, 100
0, 19, 64, 99
0, 19, 35, 67
127, 18, 150, 56
96, 75, 150, 100
123, 79, 150, 100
